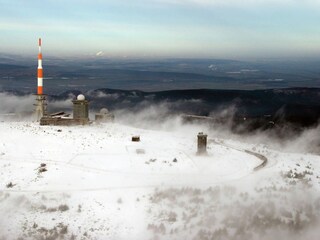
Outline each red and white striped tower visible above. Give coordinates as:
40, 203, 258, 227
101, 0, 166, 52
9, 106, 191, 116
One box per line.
34, 37, 47, 121
37, 38, 43, 95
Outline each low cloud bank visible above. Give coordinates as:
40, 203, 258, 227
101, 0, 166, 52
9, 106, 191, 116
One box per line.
0, 93, 74, 120
0, 92, 318, 154
114, 102, 320, 154
0, 92, 34, 114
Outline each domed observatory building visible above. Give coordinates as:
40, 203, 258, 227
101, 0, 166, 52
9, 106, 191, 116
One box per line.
72, 94, 90, 124
95, 108, 115, 123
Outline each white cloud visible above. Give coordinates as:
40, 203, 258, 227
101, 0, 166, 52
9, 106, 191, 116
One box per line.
0, 93, 34, 114
96, 51, 104, 56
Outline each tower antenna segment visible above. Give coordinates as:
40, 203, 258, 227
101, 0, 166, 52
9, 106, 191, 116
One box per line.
37, 38, 43, 95
34, 38, 47, 121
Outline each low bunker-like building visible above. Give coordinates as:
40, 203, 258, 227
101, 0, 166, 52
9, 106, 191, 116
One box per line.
40, 94, 90, 126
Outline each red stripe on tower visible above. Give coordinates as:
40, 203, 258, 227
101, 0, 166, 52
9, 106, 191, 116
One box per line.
37, 38, 43, 95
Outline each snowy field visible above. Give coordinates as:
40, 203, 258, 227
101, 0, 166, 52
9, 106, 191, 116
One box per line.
0, 120, 319, 239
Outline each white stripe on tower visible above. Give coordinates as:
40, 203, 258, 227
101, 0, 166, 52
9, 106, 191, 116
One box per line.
37, 38, 43, 95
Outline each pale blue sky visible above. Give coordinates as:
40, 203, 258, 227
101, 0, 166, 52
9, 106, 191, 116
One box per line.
0, 0, 320, 59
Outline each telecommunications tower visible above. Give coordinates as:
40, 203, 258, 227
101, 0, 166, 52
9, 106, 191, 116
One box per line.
34, 38, 47, 120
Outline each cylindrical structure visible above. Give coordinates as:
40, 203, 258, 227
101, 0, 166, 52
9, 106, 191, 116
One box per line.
37, 38, 43, 95
197, 132, 207, 155
72, 95, 89, 120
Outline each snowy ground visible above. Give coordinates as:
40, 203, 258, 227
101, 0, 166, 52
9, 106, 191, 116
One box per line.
0, 121, 319, 239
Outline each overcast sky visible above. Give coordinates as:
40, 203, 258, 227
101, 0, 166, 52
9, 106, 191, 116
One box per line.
0, 0, 320, 59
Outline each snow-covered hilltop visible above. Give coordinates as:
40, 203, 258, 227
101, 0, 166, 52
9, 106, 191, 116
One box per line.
0, 121, 319, 240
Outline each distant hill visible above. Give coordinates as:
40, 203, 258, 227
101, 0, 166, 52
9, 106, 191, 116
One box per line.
0, 57, 320, 91
0, 63, 28, 70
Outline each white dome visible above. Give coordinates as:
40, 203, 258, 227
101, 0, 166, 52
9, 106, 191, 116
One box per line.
100, 108, 109, 114
77, 94, 85, 101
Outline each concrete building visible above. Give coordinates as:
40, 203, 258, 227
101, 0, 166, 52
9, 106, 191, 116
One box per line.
72, 94, 89, 124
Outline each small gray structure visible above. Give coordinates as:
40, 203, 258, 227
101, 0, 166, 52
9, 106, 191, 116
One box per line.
132, 136, 140, 142
197, 132, 207, 155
